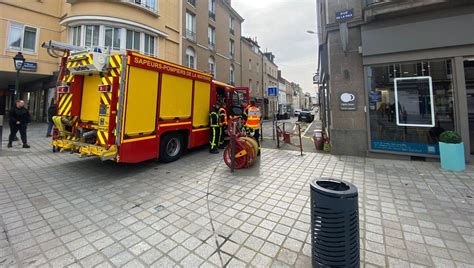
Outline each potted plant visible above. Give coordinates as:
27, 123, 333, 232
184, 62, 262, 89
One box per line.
439, 130, 465, 172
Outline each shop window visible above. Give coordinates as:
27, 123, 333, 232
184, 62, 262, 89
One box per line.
394, 77, 434, 127
367, 59, 454, 156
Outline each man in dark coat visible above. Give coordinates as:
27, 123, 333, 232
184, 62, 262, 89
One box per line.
46, 98, 57, 137
8, 100, 31, 148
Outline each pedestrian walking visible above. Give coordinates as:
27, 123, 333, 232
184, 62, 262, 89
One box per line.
243, 99, 261, 156
46, 98, 57, 137
209, 103, 220, 154
8, 100, 31, 148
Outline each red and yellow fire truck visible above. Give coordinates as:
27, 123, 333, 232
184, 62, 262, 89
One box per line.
44, 41, 249, 163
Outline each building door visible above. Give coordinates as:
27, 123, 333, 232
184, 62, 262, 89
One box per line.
464, 60, 474, 155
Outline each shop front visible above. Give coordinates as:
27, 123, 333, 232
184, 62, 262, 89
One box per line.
366, 59, 455, 157
361, 6, 474, 160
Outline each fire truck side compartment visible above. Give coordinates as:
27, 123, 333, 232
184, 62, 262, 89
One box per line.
160, 74, 193, 120
81, 74, 101, 123
192, 81, 211, 128
124, 66, 159, 137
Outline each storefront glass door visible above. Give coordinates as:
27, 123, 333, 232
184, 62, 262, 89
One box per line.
367, 59, 455, 156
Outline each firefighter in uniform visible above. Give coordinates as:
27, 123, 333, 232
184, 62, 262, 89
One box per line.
218, 103, 228, 149
209, 103, 220, 154
243, 100, 261, 156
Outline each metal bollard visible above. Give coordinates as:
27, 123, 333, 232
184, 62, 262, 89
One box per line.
310, 178, 359, 267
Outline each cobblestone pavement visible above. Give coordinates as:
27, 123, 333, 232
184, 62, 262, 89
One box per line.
0, 123, 473, 267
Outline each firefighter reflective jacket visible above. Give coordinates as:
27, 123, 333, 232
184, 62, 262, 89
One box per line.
245, 106, 261, 129
209, 108, 219, 128
218, 107, 227, 127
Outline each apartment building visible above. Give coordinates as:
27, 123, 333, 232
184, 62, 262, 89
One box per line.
262, 52, 278, 118
0, 0, 180, 121
241, 37, 263, 102
183, 0, 243, 85
277, 70, 293, 115
63, 0, 180, 62
0, 0, 65, 121
317, 0, 474, 160
290, 82, 303, 112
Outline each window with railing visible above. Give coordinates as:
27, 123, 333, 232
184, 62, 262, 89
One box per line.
208, 26, 215, 50
229, 64, 235, 85
208, 0, 216, 20
229, 39, 235, 59
186, 47, 196, 69
186, 12, 196, 42
208, 57, 216, 77
187, 0, 196, 7
128, 0, 158, 13
229, 17, 235, 35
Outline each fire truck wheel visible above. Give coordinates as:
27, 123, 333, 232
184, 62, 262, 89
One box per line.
159, 132, 184, 163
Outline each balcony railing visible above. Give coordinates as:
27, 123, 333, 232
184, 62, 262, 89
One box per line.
186, 30, 196, 42
209, 11, 216, 21
128, 0, 158, 13
187, 0, 196, 6
208, 42, 216, 51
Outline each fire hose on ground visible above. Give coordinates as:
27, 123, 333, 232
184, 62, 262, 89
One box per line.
223, 118, 259, 171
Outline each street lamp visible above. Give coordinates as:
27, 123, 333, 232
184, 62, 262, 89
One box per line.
13, 52, 25, 101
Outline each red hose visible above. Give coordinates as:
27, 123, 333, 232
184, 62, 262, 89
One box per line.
223, 140, 248, 169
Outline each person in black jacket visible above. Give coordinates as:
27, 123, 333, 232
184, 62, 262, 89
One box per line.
46, 98, 57, 137
8, 100, 31, 148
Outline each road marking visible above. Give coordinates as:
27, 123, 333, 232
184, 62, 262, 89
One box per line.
302, 121, 314, 137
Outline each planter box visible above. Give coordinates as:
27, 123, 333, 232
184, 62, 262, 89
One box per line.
439, 142, 465, 172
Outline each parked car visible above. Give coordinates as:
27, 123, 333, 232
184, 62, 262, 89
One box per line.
276, 113, 290, 120
294, 109, 302, 117
298, 109, 315, 123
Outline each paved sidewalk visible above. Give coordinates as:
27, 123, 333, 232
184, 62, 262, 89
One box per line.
0, 124, 473, 267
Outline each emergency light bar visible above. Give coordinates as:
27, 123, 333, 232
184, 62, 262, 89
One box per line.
57, 86, 70, 93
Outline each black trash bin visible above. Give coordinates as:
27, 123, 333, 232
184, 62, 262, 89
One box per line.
310, 178, 359, 268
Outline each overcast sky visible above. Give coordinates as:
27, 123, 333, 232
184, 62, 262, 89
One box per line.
232, 0, 318, 95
